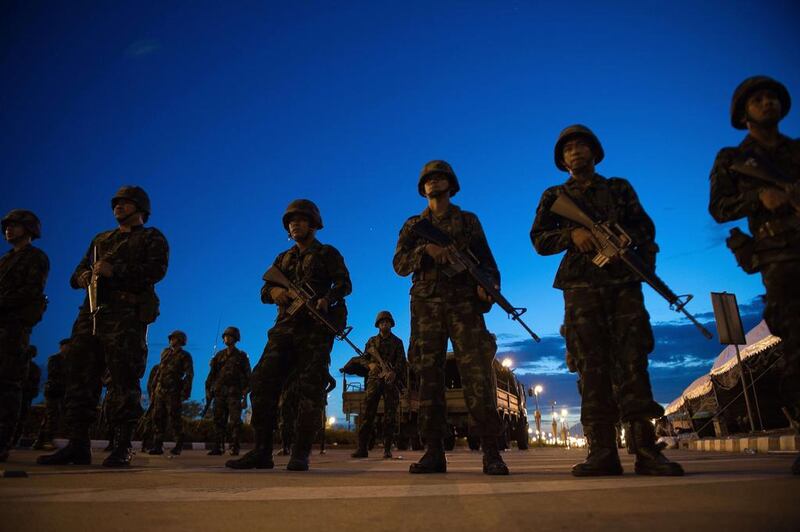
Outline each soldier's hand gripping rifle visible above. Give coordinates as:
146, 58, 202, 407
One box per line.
200, 391, 213, 419
550, 192, 713, 339
410, 218, 541, 342
364, 345, 406, 392
263, 265, 379, 370
88, 246, 102, 335
730, 156, 800, 215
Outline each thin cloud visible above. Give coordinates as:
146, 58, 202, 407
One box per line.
125, 39, 161, 58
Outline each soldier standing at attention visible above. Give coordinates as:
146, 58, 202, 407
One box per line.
227, 199, 352, 472
531, 125, 683, 477
206, 326, 250, 456
38, 186, 169, 467
149, 330, 193, 456
709, 76, 800, 475
0, 209, 49, 462
34, 339, 70, 449
12, 345, 41, 445
351, 310, 407, 459
393, 160, 508, 475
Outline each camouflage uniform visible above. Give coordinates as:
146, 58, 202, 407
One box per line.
0, 232, 49, 458
249, 239, 351, 463
709, 77, 800, 442
151, 346, 193, 450
137, 362, 160, 450
12, 350, 41, 444
532, 125, 682, 476
357, 331, 407, 453
206, 345, 250, 450
394, 204, 502, 443
36, 344, 68, 445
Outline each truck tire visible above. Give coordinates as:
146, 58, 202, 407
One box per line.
516, 421, 530, 450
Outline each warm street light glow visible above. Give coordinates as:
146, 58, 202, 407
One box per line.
560, 408, 568, 418
327, 416, 336, 427
501, 358, 513, 368
534, 385, 543, 395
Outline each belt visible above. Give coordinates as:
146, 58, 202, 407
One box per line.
108, 291, 140, 304
756, 217, 800, 239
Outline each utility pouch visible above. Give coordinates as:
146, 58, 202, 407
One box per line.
138, 290, 160, 324
727, 228, 758, 274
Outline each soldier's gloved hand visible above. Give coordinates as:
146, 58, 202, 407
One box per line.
77, 270, 92, 288
270, 287, 292, 305
93, 260, 114, 278
424, 244, 450, 265
759, 187, 790, 211
476, 285, 496, 303
315, 297, 329, 313
570, 228, 597, 253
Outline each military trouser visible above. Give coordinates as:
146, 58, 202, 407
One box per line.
0, 320, 31, 440
152, 391, 183, 440
278, 383, 298, 448
63, 307, 147, 440
358, 377, 400, 443
250, 320, 333, 449
760, 260, 800, 428
411, 297, 501, 440
213, 391, 243, 443
40, 390, 64, 438
563, 283, 663, 427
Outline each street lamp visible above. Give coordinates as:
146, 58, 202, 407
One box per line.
531, 384, 543, 443
501, 357, 513, 368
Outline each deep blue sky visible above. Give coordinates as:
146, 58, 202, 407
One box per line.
3, 1, 798, 426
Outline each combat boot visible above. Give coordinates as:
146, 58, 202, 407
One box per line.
103, 426, 134, 467
207, 436, 224, 456
225, 430, 274, 469
148, 437, 164, 455
287, 439, 312, 471
571, 424, 623, 477
628, 419, 683, 476
36, 439, 92, 465
32, 429, 51, 450
102, 427, 116, 452
481, 437, 509, 475
409, 439, 447, 474
170, 435, 184, 456
382, 438, 392, 459
351, 433, 369, 458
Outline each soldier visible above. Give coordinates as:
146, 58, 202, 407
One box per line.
206, 326, 250, 456
0, 209, 49, 462
352, 310, 407, 459
227, 199, 352, 471
708, 76, 800, 475
12, 345, 41, 445
531, 125, 683, 476
137, 361, 160, 452
393, 160, 508, 475
34, 339, 70, 449
38, 186, 169, 467
149, 330, 193, 456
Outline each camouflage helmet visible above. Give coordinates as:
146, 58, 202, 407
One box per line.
222, 326, 241, 342
554, 124, 605, 171
374, 310, 395, 328
282, 199, 323, 230
111, 186, 151, 223
168, 330, 188, 346
730, 75, 791, 129
1, 209, 42, 240
417, 160, 460, 197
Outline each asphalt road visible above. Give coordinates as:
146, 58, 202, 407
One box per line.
1, 447, 798, 531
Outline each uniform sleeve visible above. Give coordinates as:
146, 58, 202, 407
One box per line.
468, 215, 500, 287
709, 148, 763, 223
205, 356, 218, 395
393, 337, 408, 383
322, 247, 352, 303
531, 187, 574, 256
182, 353, 194, 400
70, 238, 95, 289
111, 229, 170, 288
617, 179, 656, 247
393, 217, 428, 277
240, 354, 252, 392
1, 249, 49, 309
260, 253, 283, 304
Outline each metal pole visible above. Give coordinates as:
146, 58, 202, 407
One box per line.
734, 345, 756, 433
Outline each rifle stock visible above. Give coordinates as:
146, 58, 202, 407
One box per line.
410, 218, 541, 342
550, 192, 713, 339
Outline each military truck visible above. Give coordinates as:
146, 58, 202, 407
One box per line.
341, 352, 530, 451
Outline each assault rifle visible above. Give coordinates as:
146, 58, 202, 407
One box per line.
262, 265, 371, 360
730, 156, 800, 215
550, 192, 713, 339
88, 246, 102, 335
409, 218, 541, 342
365, 345, 406, 392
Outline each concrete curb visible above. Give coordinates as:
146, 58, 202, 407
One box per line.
689, 434, 799, 453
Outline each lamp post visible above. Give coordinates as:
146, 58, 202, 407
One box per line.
531, 385, 543, 442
